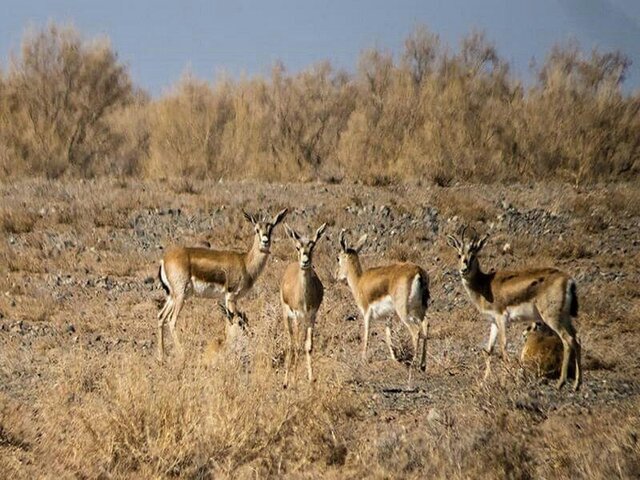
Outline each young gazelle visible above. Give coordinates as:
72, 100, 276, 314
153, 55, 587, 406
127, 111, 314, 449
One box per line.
520, 322, 575, 379
203, 303, 250, 364
280, 223, 327, 387
336, 230, 430, 371
156, 208, 288, 361
446, 226, 582, 390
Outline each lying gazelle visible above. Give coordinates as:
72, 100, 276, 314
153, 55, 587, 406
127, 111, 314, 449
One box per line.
446, 226, 582, 390
203, 303, 250, 364
336, 230, 430, 371
156, 208, 288, 361
280, 223, 327, 387
521, 322, 575, 379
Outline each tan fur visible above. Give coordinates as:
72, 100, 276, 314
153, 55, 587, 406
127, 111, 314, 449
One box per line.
337, 230, 430, 372
446, 227, 582, 390
521, 322, 576, 379
280, 223, 326, 387
156, 208, 287, 361
203, 306, 250, 365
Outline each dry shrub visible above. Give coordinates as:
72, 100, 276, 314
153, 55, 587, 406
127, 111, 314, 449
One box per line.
0, 23, 133, 178
1, 23, 639, 183
37, 345, 359, 477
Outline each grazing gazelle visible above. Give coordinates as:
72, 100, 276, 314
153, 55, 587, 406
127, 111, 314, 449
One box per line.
336, 230, 430, 371
203, 303, 250, 365
156, 208, 288, 361
280, 223, 327, 387
446, 226, 582, 390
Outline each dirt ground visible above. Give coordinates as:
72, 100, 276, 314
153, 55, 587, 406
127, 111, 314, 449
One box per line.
0, 178, 639, 478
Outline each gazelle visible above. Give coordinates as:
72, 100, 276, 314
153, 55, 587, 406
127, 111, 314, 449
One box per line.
446, 226, 582, 390
156, 208, 288, 361
203, 303, 250, 365
280, 223, 327, 387
336, 230, 430, 371
521, 322, 575, 379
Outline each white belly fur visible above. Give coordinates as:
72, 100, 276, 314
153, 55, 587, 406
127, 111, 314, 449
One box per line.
191, 277, 225, 298
484, 303, 541, 323
368, 296, 396, 318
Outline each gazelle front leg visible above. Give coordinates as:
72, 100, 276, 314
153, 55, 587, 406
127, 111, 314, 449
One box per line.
304, 317, 315, 383
361, 309, 372, 361
283, 309, 294, 389
483, 321, 499, 380
497, 313, 509, 361
384, 317, 397, 362
225, 292, 238, 314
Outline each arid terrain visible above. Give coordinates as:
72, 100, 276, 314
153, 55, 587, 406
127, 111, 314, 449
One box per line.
0, 178, 639, 478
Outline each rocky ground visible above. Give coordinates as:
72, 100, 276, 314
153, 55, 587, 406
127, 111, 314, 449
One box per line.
0, 178, 639, 478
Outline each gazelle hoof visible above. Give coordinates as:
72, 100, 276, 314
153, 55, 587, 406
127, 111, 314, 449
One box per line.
555, 379, 566, 390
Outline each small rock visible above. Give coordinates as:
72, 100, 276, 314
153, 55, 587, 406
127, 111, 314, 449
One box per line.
66, 324, 76, 333
427, 408, 442, 424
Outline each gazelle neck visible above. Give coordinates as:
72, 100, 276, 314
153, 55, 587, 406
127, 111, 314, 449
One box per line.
346, 256, 363, 301
245, 235, 270, 280
461, 260, 492, 302
298, 264, 314, 283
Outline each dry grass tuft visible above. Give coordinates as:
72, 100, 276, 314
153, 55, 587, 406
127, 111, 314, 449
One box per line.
0, 209, 37, 234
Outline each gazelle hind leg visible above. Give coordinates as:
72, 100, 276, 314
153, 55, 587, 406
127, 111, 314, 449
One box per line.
572, 334, 582, 391
556, 328, 581, 390
420, 318, 429, 372
156, 296, 174, 362
168, 294, 185, 359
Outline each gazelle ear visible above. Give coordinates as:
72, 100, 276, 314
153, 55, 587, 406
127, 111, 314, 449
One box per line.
313, 223, 328, 244
339, 229, 348, 252
284, 223, 301, 243
475, 234, 489, 252
446, 235, 460, 250
272, 208, 288, 226
242, 210, 257, 225
354, 234, 368, 253
218, 303, 233, 324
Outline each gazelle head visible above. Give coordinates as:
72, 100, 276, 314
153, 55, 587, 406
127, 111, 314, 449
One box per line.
446, 226, 489, 279
243, 208, 288, 253
336, 229, 367, 283
285, 223, 327, 270
219, 303, 249, 334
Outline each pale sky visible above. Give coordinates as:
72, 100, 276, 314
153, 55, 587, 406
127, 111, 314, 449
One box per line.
1, 0, 639, 95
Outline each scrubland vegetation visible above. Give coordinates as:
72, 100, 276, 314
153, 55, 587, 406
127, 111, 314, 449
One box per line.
0, 179, 639, 478
0, 23, 638, 183
0, 22, 639, 479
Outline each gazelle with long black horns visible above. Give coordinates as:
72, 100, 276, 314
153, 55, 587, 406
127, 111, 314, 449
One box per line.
336, 230, 430, 371
156, 208, 288, 361
446, 226, 582, 390
280, 223, 327, 387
